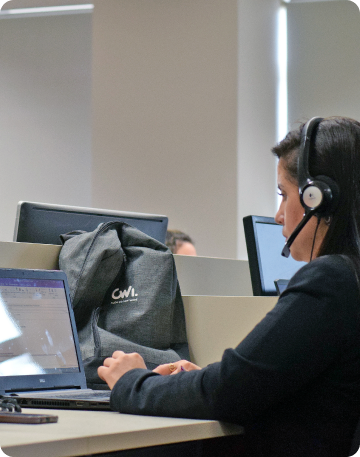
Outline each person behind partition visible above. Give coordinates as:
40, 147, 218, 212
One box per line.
98, 117, 360, 457
165, 229, 197, 256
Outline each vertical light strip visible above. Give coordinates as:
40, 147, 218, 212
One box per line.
277, 5, 288, 143
276, 4, 288, 209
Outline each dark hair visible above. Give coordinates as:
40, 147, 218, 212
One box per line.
272, 116, 360, 264
166, 230, 194, 254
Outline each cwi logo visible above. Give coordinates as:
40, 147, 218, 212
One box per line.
112, 286, 138, 300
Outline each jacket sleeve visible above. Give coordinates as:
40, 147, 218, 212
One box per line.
109, 255, 360, 424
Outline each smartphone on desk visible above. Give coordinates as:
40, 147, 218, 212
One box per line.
0, 411, 58, 424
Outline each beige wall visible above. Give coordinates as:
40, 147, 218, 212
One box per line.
0, 0, 279, 259
0, 11, 92, 242
91, 0, 239, 259
237, 0, 279, 258
91, 0, 279, 260
1, 0, 358, 259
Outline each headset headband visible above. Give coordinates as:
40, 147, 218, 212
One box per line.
298, 117, 324, 193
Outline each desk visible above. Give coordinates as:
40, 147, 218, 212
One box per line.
1, 408, 243, 457
0, 242, 275, 456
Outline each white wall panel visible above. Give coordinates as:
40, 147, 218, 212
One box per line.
287, 1, 360, 127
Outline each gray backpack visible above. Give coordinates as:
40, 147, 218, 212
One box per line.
59, 222, 189, 389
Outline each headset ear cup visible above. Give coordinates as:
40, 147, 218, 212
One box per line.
301, 184, 324, 210
313, 175, 340, 216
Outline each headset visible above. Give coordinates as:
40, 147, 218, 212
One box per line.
281, 117, 340, 258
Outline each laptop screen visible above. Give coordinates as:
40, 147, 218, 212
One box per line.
0, 277, 80, 377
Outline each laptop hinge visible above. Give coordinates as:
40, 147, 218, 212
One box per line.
5, 386, 81, 394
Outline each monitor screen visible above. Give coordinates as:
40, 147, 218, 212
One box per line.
14, 202, 168, 245
243, 215, 306, 296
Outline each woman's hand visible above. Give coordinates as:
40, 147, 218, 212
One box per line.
153, 360, 201, 376
98, 351, 147, 389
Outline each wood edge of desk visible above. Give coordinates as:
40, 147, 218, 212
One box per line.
2, 414, 243, 457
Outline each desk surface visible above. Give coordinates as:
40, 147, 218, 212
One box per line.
1, 408, 243, 457
0, 242, 260, 457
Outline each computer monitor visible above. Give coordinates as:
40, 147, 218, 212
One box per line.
14, 202, 168, 246
243, 215, 306, 296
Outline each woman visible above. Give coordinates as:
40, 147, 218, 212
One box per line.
98, 117, 360, 456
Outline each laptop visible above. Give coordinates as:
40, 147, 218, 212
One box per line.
0, 268, 111, 410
